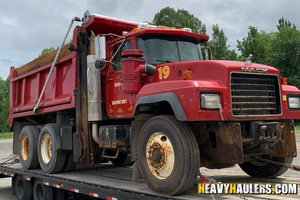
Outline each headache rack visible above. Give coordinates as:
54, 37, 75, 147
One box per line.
231, 72, 281, 116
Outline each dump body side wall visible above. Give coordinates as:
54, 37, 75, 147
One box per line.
8, 51, 77, 127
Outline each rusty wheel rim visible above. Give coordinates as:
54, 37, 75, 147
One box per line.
41, 134, 52, 164
146, 132, 174, 180
20, 135, 29, 161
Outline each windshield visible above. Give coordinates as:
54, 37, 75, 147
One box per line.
136, 34, 203, 65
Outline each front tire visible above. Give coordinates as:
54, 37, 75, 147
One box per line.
239, 156, 293, 178
38, 124, 66, 174
137, 115, 199, 195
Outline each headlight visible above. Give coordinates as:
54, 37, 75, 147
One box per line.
200, 93, 220, 109
288, 96, 300, 109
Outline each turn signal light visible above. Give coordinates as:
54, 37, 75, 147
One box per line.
183, 71, 192, 80
132, 28, 140, 32
282, 77, 288, 85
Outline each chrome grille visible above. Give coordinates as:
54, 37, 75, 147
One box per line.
231, 73, 281, 116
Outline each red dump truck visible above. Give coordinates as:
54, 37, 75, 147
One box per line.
5, 10, 300, 198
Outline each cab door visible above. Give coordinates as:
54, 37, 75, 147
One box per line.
105, 40, 134, 118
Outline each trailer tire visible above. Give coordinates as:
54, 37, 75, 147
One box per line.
239, 156, 293, 178
110, 152, 132, 166
38, 124, 66, 174
54, 188, 65, 200
15, 174, 33, 200
137, 115, 200, 195
61, 153, 77, 172
18, 126, 40, 169
33, 179, 53, 200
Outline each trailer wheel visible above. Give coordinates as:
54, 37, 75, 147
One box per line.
110, 152, 132, 166
33, 179, 53, 200
239, 156, 293, 178
137, 115, 199, 195
54, 188, 65, 200
15, 174, 33, 200
18, 126, 40, 169
38, 124, 66, 174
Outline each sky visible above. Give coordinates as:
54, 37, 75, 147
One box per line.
1, 0, 300, 79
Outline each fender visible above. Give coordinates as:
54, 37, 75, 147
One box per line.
134, 92, 188, 121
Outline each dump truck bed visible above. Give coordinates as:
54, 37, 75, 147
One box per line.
8, 45, 76, 126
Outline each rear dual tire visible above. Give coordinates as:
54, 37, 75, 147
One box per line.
18, 126, 40, 170
38, 124, 66, 174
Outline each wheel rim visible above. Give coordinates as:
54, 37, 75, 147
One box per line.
41, 134, 52, 164
20, 135, 29, 161
146, 132, 175, 180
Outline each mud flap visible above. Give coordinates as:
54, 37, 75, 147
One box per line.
132, 162, 142, 181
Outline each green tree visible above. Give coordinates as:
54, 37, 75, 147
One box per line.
272, 20, 300, 88
38, 40, 72, 58
237, 26, 274, 65
38, 47, 56, 57
237, 26, 259, 62
208, 24, 238, 60
277, 17, 297, 30
0, 76, 9, 133
152, 7, 206, 34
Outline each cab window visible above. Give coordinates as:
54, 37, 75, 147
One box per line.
112, 41, 131, 71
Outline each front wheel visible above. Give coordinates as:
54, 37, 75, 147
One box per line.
137, 115, 200, 195
239, 156, 293, 178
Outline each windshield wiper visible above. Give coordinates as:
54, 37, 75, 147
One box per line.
156, 59, 172, 63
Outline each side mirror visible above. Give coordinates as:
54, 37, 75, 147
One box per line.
95, 36, 106, 70
95, 36, 106, 60
95, 59, 106, 70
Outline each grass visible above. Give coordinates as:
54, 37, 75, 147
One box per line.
295, 126, 300, 134
0, 132, 13, 140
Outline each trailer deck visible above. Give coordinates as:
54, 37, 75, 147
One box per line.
0, 158, 204, 200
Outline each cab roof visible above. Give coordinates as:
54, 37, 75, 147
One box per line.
82, 14, 209, 43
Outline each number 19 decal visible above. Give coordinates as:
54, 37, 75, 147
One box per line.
158, 66, 170, 80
